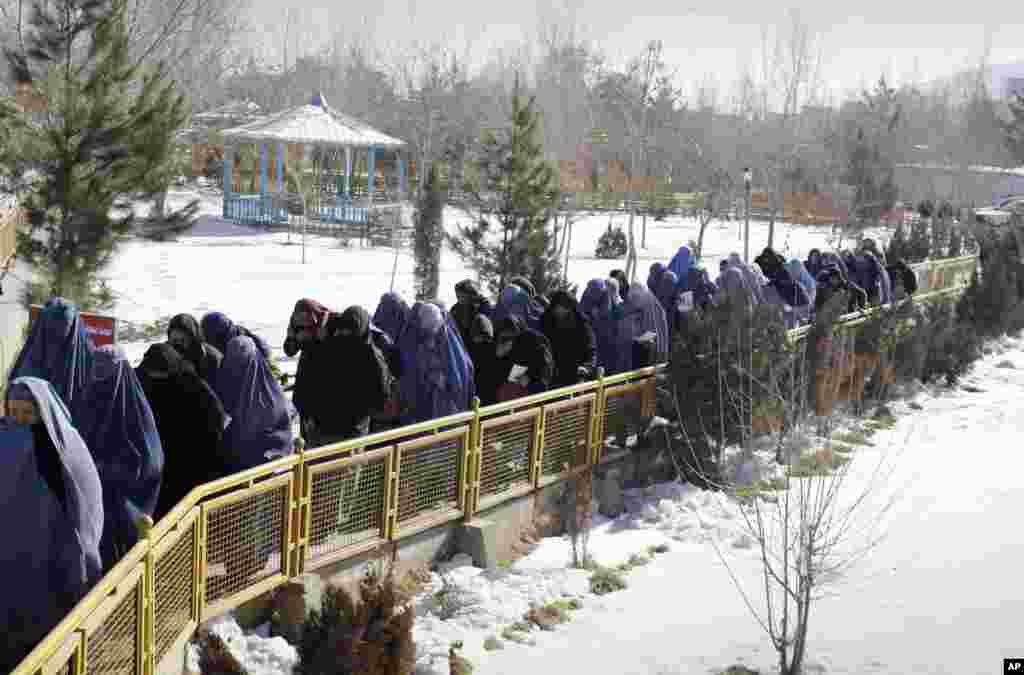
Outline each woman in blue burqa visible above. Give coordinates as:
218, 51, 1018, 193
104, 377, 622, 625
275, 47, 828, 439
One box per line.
200, 311, 273, 361
213, 336, 295, 473
10, 296, 95, 411
372, 291, 412, 343
1, 378, 103, 672
614, 283, 669, 373
398, 302, 475, 425
579, 279, 625, 375
492, 284, 545, 333
74, 346, 164, 570
136, 343, 230, 519
667, 245, 693, 292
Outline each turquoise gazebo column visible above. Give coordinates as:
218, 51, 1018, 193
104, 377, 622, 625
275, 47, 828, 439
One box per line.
345, 146, 352, 197
259, 142, 269, 224
222, 144, 234, 219
276, 142, 285, 193
367, 145, 376, 203
259, 142, 269, 194
398, 153, 407, 198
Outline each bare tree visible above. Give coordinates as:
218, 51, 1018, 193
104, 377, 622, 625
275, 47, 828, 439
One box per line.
596, 40, 680, 283
754, 9, 824, 250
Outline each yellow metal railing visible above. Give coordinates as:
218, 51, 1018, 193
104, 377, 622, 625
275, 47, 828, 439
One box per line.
0, 206, 22, 267
10, 255, 977, 675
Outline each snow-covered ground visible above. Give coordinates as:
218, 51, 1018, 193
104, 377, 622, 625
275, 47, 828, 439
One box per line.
200, 336, 1024, 675
106, 188, 890, 369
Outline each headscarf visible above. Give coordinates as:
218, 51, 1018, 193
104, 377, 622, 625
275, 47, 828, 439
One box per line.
579, 279, 621, 373
372, 292, 412, 343
10, 297, 95, 411
214, 336, 295, 472
616, 283, 669, 372
167, 314, 206, 365
1, 378, 104, 670
397, 303, 475, 424
283, 298, 332, 357
667, 246, 693, 291
647, 263, 666, 295
508, 276, 537, 299
493, 285, 544, 333
786, 259, 817, 307
74, 346, 164, 566
805, 248, 823, 278
608, 270, 629, 300
201, 312, 272, 360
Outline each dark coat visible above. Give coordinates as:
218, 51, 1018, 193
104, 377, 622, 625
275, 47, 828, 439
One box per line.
495, 316, 556, 395
303, 307, 392, 442
541, 290, 598, 387
136, 344, 230, 519
466, 315, 502, 407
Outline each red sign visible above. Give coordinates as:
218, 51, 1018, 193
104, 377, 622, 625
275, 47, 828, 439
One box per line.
29, 305, 118, 348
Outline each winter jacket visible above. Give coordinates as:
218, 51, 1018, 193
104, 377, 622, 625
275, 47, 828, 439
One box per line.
540, 290, 598, 387
495, 316, 556, 395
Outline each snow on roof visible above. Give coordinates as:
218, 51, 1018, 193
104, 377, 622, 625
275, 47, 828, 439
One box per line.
221, 92, 404, 149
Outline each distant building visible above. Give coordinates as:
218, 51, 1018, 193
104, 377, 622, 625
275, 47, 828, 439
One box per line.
894, 162, 1024, 207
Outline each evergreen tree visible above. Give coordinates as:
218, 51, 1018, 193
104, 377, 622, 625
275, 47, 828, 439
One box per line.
449, 73, 561, 296
0, 0, 197, 310
413, 164, 444, 301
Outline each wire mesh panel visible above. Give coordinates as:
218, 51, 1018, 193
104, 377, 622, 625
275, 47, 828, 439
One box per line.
151, 508, 199, 665
305, 448, 390, 570
601, 383, 646, 460
202, 475, 291, 613
478, 409, 539, 508
395, 428, 468, 532
81, 568, 143, 675
40, 633, 81, 675
540, 395, 594, 482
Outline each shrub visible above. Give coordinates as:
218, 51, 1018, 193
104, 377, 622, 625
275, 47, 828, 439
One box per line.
296, 561, 415, 675
483, 636, 502, 651
429, 573, 476, 620
589, 566, 627, 596
595, 224, 628, 259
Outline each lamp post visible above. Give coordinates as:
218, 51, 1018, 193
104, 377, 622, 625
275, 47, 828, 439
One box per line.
743, 167, 752, 263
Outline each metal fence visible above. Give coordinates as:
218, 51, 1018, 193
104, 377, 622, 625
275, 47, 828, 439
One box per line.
10, 255, 976, 675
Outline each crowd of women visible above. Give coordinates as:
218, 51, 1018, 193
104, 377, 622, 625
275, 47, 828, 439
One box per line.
0, 237, 919, 670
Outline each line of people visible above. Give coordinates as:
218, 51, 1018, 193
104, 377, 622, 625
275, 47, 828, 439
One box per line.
0, 240, 918, 670
648, 238, 919, 333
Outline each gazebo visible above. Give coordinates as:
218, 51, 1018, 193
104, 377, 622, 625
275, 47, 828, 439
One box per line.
220, 92, 407, 227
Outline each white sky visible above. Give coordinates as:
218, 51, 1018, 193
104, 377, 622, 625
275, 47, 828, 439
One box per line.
245, 0, 1024, 102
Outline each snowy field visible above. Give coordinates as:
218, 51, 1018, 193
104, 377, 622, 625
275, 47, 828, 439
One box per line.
200, 336, 1024, 675
107, 188, 891, 368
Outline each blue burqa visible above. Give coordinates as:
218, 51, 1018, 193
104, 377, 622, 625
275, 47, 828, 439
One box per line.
372, 292, 412, 343
786, 259, 817, 307
667, 246, 693, 292
74, 346, 164, 569
201, 312, 272, 360
398, 303, 475, 424
493, 285, 545, 333
615, 283, 669, 373
646, 263, 666, 295
656, 270, 680, 316
213, 336, 295, 472
1, 378, 103, 672
11, 297, 95, 411
579, 279, 623, 374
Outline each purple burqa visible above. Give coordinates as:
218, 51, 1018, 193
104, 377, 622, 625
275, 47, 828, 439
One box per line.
615, 283, 669, 372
